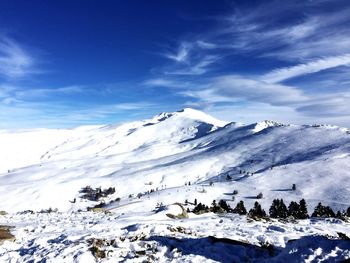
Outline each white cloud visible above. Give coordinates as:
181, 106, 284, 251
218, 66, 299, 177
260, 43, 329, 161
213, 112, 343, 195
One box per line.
164, 55, 219, 75
183, 75, 307, 106
164, 43, 190, 63
143, 78, 188, 88
296, 92, 350, 117
0, 100, 159, 129
15, 85, 84, 99
196, 40, 217, 49
0, 37, 37, 79
263, 54, 350, 83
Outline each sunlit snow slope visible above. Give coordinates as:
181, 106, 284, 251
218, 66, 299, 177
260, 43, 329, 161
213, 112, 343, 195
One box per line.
1, 108, 350, 212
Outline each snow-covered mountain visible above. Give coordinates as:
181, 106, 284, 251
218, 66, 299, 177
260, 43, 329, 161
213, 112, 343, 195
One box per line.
1, 108, 349, 213
1, 108, 350, 262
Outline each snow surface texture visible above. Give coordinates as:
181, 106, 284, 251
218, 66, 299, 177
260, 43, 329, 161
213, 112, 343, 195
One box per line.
1, 212, 349, 262
1, 108, 350, 262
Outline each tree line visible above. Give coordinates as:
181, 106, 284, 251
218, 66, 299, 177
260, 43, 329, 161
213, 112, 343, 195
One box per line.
190, 198, 350, 220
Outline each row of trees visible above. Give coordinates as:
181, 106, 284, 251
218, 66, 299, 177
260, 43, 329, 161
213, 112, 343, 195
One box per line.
191, 198, 350, 220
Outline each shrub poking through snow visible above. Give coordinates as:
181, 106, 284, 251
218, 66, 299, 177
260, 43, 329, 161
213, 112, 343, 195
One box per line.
256, 192, 263, 199
39, 208, 58, 213
80, 186, 116, 201
153, 202, 166, 213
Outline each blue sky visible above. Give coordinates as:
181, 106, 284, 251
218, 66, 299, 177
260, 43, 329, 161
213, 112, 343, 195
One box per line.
1, 0, 350, 128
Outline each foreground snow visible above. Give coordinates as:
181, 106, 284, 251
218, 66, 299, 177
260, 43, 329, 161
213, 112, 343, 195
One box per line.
1, 210, 349, 262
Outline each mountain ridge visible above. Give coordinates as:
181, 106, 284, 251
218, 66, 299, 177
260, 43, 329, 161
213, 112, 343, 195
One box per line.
0, 108, 350, 213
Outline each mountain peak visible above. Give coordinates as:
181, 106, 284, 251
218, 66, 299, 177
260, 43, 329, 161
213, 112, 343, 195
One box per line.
152, 108, 227, 127
252, 120, 285, 133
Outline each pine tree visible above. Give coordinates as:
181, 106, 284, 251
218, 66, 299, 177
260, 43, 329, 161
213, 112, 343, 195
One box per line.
287, 201, 300, 218
312, 202, 324, 217
269, 199, 288, 218
218, 199, 231, 212
249, 201, 266, 218
278, 199, 288, 218
269, 199, 280, 218
193, 202, 209, 214
312, 202, 335, 218
336, 211, 343, 219
347, 206, 350, 217
324, 206, 335, 218
233, 200, 247, 215
210, 200, 221, 213
298, 199, 309, 219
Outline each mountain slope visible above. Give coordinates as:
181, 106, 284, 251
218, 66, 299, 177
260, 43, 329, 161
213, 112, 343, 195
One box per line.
0, 109, 350, 213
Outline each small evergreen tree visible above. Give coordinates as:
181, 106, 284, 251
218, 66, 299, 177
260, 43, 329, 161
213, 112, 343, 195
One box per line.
233, 190, 238, 195
269, 199, 279, 218
269, 199, 288, 218
287, 201, 300, 218
194, 198, 197, 205
210, 200, 222, 213
336, 211, 343, 219
249, 201, 266, 218
233, 200, 247, 215
292, 184, 296, 191
347, 206, 350, 217
312, 202, 324, 217
324, 206, 336, 217
312, 202, 335, 218
297, 199, 309, 219
278, 199, 288, 218
218, 199, 231, 212
193, 202, 209, 214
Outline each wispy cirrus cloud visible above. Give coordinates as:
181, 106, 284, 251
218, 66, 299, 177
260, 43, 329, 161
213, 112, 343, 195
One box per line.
0, 36, 39, 79
263, 54, 350, 83
145, 0, 350, 126
181, 75, 307, 106
143, 78, 190, 88
0, 98, 159, 129
157, 40, 221, 76
163, 42, 190, 63
15, 85, 84, 99
217, 2, 350, 61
